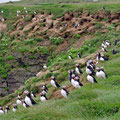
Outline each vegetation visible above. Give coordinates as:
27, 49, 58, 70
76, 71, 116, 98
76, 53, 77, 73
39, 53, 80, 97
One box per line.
0, 0, 120, 120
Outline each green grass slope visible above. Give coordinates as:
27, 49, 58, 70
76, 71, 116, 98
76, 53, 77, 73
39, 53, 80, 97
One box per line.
0, 28, 120, 120
0, 1, 120, 120
0, 53, 120, 120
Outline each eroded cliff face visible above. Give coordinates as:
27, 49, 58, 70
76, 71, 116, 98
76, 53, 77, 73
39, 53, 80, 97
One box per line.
0, 52, 48, 96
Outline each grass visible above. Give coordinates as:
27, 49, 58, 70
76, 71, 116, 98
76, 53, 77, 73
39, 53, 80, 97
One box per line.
1, 51, 120, 120
0, 1, 120, 119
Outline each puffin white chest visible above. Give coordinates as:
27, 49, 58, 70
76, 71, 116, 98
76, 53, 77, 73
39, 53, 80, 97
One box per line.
76, 67, 80, 74
96, 71, 101, 78
61, 89, 67, 98
100, 57, 104, 61
12, 108, 16, 112
0, 110, 4, 114
25, 96, 33, 107
71, 79, 75, 87
87, 75, 94, 83
40, 96, 46, 102
42, 90, 47, 94
100, 71, 106, 79
74, 81, 81, 88
86, 68, 92, 74
16, 99, 22, 105
69, 56, 72, 59
50, 80, 56, 87
23, 103, 27, 108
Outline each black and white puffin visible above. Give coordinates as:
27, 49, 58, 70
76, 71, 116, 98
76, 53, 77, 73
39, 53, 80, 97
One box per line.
114, 39, 119, 46
71, 74, 76, 87
105, 40, 111, 47
61, 86, 69, 98
96, 67, 101, 79
71, 69, 79, 78
75, 64, 83, 75
112, 49, 119, 55
42, 83, 48, 91
43, 64, 47, 69
96, 52, 109, 61
22, 100, 29, 108
12, 104, 17, 112
50, 76, 60, 88
100, 67, 107, 79
31, 92, 36, 98
0, 107, 4, 114
87, 60, 95, 70
40, 93, 48, 102
23, 90, 36, 107
74, 77, 83, 88
102, 6, 105, 10
68, 70, 72, 83
87, 72, 97, 83
86, 63, 95, 75
102, 46, 107, 52
77, 53, 81, 58
68, 54, 73, 60
42, 88, 47, 94
16, 96, 22, 105
4, 106, 10, 113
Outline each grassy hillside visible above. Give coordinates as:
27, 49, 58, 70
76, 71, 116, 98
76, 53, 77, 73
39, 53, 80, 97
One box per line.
0, 27, 120, 120
0, 1, 120, 120
5, 0, 120, 5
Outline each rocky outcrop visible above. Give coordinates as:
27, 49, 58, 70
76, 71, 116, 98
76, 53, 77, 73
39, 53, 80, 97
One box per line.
0, 51, 48, 96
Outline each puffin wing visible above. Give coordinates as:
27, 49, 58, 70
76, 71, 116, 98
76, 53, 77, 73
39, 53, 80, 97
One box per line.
55, 81, 60, 88
31, 98, 36, 105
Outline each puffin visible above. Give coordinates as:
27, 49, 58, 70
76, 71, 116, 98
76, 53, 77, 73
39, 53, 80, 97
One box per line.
16, 97, 22, 105
71, 74, 76, 87
100, 67, 107, 79
31, 92, 36, 98
96, 52, 109, 61
25, 10, 28, 14
71, 69, 79, 78
23, 90, 36, 107
22, 100, 29, 108
87, 60, 95, 70
112, 49, 119, 55
68, 54, 73, 60
4, 106, 10, 113
101, 41, 107, 48
77, 53, 81, 58
42, 88, 47, 94
86, 63, 95, 75
102, 6, 105, 10
87, 72, 97, 83
0, 107, 4, 114
24, 7, 26, 10
75, 64, 83, 75
42, 83, 48, 91
40, 93, 48, 102
105, 40, 111, 47
50, 76, 60, 88
102, 46, 107, 52
74, 77, 83, 88
1, 10, 4, 14
114, 39, 119, 46
96, 67, 101, 79
43, 64, 47, 69
68, 70, 72, 83
60, 86, 69, 98
34, 11, 36, 14
12, 104, 17, 112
